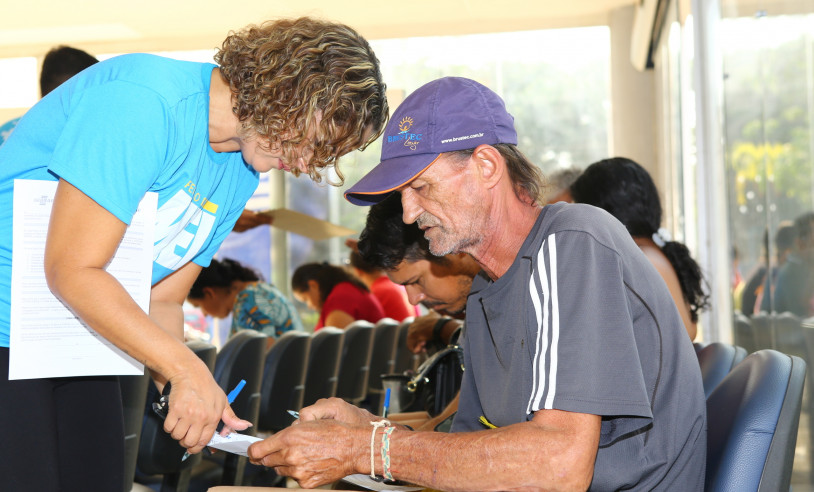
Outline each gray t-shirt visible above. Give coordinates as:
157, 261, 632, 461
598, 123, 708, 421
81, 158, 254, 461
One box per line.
452, 203, 706, 491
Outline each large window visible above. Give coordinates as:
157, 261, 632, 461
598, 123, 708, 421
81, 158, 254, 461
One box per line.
287, 26, 613, 272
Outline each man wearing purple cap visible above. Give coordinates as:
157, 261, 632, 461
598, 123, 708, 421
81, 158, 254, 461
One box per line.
249, 77, 706, 491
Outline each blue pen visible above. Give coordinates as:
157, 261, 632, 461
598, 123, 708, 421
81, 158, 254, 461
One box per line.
182, 379, 247, 461
382, 387, 391, 418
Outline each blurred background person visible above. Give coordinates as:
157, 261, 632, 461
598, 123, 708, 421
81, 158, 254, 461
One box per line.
187, 258, 303, 349
347, 246, 416, 321
541, 166, 582, 204
760, 212, 814, 316
291, 262, 384, 330
0, 45, 98, 146
740, 221, 795, 316
571, 157, 710, 340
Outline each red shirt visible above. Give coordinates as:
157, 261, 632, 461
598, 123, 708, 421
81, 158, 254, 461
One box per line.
316, 281, 385, 330
371, 275, 415, 322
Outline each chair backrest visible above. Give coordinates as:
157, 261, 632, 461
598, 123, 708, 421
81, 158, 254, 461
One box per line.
120, 369, 151, 492
136, 341, 217, 486
335, 320, 376, 404
392, 317, 418, 375
773, 312, 806, 360
696, 342, 747, 399
705, 349, 806, 492
367, 318, 400, 397
211, 330, 267, 486
302, 327, 345, 408
750, 312, 776, 351
733, 311, 758, 354
258, 331, 311, 433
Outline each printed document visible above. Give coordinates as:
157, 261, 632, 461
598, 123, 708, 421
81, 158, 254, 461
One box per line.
9, 179, 155, 379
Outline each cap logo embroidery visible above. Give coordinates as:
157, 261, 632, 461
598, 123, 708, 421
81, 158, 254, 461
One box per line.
386, 116, 422, 151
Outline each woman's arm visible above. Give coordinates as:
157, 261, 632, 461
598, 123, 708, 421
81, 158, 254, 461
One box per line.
324, 309, 356, 329
44, 179, 248, 453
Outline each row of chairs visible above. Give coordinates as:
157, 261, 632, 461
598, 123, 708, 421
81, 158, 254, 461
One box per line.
695, 342, 806, 491
120, 317, 417, 492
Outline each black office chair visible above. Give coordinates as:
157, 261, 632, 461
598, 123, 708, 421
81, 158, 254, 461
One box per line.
393, 317, 419, 375
335, 320, 376, 405
695, 342, 747, 398
366, 318, 400, 413
705, 349, 806, 492
205, 330, 267, 486
773, 312, 806, 360
750, 312, 776, 351
257, 331, 311, 433
135, 341, 217, 492
120, 368, 151, 492
733, 311, 758, 354
302, 327, 345, 408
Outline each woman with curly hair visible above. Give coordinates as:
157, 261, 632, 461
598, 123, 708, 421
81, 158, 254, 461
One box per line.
570, 157, 710, 341
0, 17, 387, 490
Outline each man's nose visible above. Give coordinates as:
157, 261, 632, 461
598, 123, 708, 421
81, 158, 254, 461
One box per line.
400, 189, 422, 224
405, 284, 425, 305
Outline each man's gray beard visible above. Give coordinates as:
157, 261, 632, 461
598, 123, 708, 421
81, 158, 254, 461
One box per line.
428, 234, 477, 257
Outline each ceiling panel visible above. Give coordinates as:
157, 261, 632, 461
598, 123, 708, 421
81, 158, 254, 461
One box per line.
0, 0, 635, 58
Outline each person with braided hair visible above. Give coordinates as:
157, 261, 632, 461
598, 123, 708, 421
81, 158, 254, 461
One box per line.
570, 157, 710, 341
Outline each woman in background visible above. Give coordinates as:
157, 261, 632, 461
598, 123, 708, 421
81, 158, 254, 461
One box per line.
571, 157, 709, 341
188, 258, 303, 349
292, 262, 385, 330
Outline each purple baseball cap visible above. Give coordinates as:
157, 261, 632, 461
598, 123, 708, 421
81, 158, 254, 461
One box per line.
344, 77, 517, 206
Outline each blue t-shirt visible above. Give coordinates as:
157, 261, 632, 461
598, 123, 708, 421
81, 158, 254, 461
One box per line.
0, 54, 260, 347
0, 117, 20, 147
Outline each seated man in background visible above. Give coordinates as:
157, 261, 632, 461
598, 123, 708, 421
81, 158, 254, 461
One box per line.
357, 193, 482, 351
357, 193, 482, 430
249, 77, 706, 491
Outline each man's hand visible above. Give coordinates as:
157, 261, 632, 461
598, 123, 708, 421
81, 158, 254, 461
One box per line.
248, 419, 367, 489
233, 209, 273, 232
406, 313, 442, 353
298, 397, 377, 425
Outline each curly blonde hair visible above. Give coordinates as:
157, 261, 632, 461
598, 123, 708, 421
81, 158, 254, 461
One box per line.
216, 17, 389, 183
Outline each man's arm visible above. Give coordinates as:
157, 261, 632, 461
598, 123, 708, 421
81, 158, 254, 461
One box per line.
248, 398, 600, 491
406, 313, 462, 353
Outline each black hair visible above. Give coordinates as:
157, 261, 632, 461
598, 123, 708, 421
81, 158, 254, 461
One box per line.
571, 157, 710, 322
357, 193, 446, 271
291, 262, 369, 304
348, 250, 380, 274
40, 45, 98, 96
188, 258, 261, 299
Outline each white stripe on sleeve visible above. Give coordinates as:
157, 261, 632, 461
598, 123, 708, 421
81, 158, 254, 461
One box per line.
544, 236, 560, 409
527, 233, 555, 412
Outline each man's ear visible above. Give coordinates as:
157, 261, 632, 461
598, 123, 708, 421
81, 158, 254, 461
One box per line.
472, 144, 504, 190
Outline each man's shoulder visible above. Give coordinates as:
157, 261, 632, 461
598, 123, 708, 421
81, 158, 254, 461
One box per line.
522, 202, 629, 255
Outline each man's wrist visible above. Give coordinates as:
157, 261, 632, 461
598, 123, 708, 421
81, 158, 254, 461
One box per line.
432, 317, 453, 345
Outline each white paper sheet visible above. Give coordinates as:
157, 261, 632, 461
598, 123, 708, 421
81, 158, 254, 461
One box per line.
340, 474, 423, 491
9, 179, 155, 379
207, 432, 263, 457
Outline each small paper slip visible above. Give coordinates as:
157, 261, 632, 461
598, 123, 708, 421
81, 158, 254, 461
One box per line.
207, 432, 263, 457
259, 208, 356, 241
340, 474, 423, 491
9, 179, 154, 379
